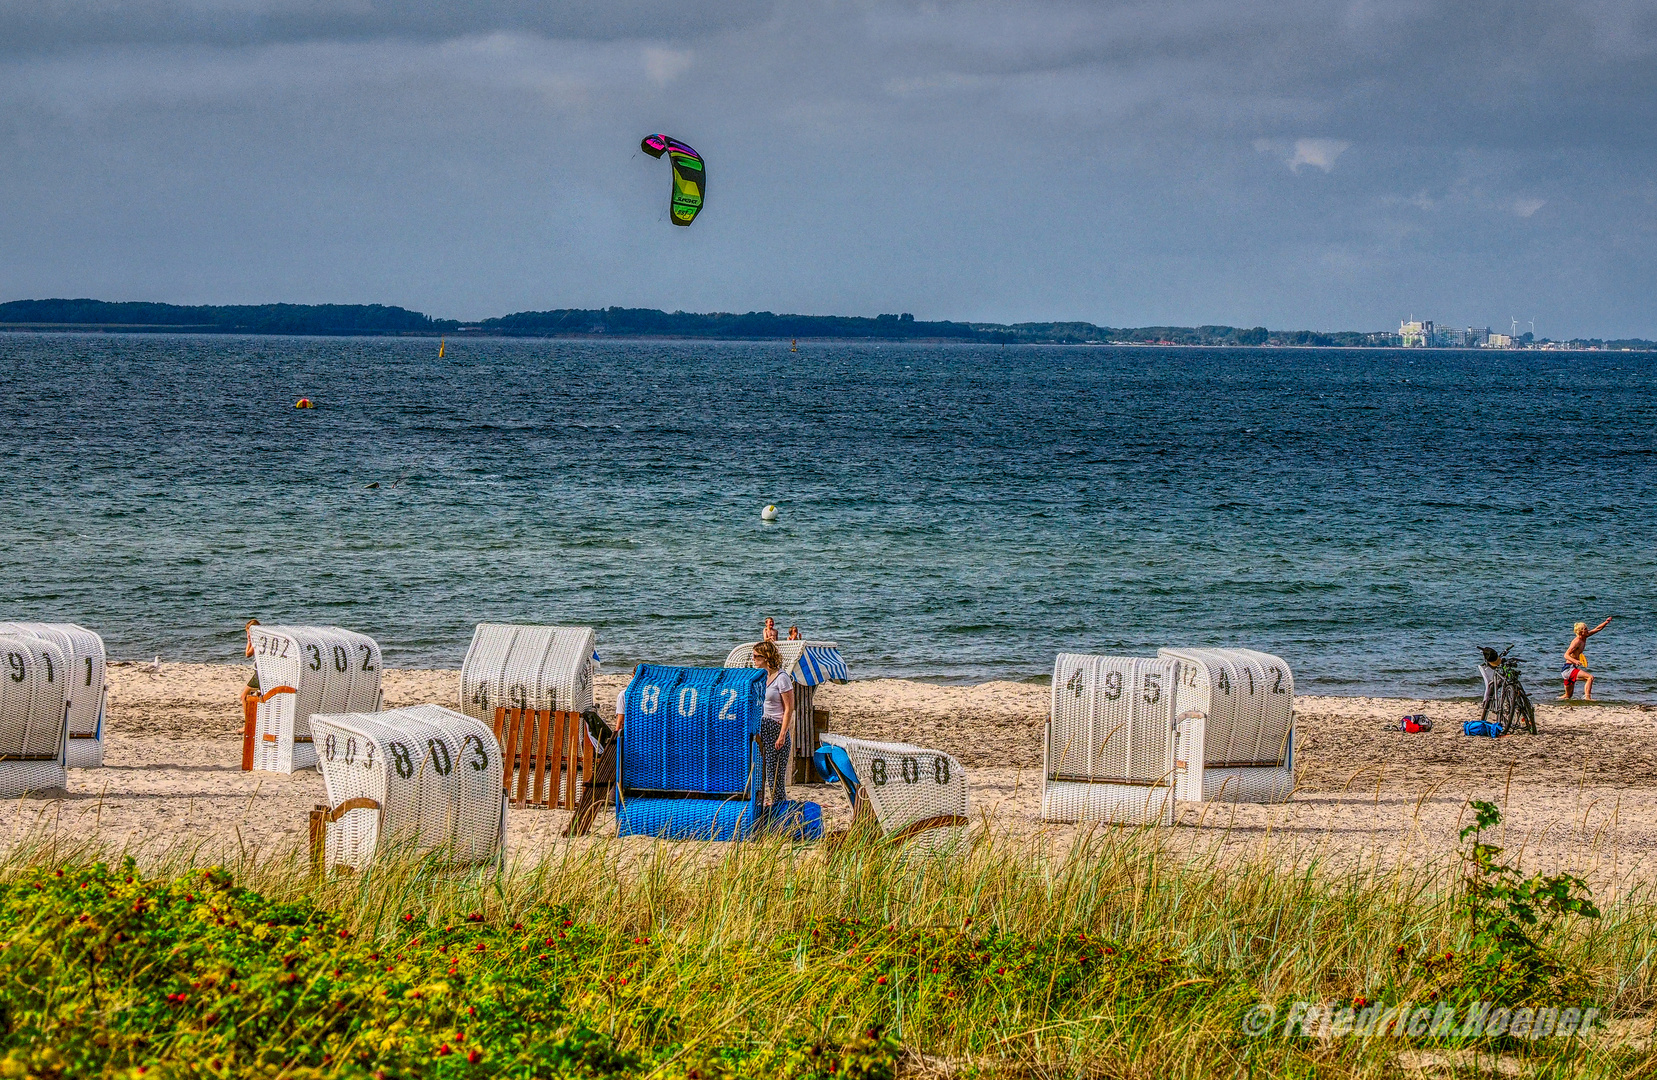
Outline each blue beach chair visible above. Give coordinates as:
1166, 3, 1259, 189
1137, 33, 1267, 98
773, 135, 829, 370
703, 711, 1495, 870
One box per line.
615, 664, 822, 841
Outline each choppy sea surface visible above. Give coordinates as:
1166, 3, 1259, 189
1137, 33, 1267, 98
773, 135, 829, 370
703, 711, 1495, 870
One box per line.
1, 333, 1653, 699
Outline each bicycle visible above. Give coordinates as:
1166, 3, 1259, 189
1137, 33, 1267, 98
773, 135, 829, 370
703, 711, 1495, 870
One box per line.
1478, 646, 1537, 735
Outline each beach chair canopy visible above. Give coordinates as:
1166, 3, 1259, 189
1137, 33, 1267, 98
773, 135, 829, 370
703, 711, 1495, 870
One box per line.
1158, 648, 1293, 768
816, 733, 969, 853
722, 640, 848, 686
0, 622, 105, 767
310, 705, 505, 873
1041, 654, 1179, 825
460, 623, 599, 723
0, 634, 69, 796
249, 625, 382, 773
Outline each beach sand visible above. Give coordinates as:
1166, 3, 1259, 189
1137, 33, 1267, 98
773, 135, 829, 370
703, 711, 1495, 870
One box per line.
6, 664, 1654, 888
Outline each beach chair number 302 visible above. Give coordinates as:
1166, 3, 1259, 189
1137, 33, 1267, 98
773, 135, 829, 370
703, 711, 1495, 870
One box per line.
254, 636, 375, 674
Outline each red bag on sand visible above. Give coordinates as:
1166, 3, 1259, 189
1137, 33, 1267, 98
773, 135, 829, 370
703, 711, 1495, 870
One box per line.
1399, 714, 1433, 734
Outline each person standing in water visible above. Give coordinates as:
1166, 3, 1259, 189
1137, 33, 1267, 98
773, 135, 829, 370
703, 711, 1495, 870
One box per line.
1561, 616, 1613, 700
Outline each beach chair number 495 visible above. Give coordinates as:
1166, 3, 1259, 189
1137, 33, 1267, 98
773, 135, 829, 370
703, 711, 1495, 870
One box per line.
868, 756, 951, 787
1066, 669, 1128, 701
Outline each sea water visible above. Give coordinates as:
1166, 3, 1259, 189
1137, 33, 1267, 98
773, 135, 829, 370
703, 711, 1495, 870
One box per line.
1, 333, 1653, 699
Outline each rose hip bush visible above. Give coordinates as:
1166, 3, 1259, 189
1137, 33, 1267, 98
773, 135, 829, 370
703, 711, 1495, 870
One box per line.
0, 861, 1216, 1079
0, 860, 631, 1079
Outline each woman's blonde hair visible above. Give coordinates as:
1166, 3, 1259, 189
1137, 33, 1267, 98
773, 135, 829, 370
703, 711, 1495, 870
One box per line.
1575, 622, 1588, 635
752, 640, 783, 672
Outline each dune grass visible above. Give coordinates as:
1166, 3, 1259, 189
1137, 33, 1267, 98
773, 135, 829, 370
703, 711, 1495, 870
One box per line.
0, 815, 1650, 1079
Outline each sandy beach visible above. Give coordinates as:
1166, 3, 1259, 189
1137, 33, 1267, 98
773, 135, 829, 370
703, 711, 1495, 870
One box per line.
7, 663, 1654, 889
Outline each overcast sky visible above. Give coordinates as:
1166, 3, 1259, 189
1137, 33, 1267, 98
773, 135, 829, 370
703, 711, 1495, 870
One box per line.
1, 1, 1654, 335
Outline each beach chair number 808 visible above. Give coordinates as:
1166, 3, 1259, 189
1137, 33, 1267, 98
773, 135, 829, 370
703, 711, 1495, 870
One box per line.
867, 755, 951, 786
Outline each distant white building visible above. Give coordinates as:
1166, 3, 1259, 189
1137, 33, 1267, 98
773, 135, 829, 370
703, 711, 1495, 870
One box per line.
1485, 333, 1514, 349
1400, 319, 1433, 347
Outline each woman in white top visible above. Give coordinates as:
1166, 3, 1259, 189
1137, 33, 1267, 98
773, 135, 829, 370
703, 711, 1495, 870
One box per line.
753, 640, 794, 806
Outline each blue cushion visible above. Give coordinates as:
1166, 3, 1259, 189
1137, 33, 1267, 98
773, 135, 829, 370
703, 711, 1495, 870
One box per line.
615, 796, 824, 842
616, 796, 759, 840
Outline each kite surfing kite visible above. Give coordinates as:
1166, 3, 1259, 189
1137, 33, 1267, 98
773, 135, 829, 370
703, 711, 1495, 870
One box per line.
640, 134, 705, 226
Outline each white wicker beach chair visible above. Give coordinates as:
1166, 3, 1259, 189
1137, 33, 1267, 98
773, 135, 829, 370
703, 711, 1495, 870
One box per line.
247, 625, 382, 774
816, 733, 969, 854
0, 634, 70, 796
309, 705, 506, 874
460, 624, 598, 721
0, 623, 105, 767
1159, 647, 1294, 804
1042, 654, 1179, 826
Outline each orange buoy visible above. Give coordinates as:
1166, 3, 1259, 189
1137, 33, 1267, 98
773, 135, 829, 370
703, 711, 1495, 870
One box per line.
294, 397, 315, 409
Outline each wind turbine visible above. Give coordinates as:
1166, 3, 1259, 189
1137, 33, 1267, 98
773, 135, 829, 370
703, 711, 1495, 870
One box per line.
1510, 317, 1519, 337
1529, 317, 1536, 339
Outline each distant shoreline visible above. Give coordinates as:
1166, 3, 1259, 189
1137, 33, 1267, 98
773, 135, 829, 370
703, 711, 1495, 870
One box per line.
4, 299, 1651, 349
3, 324, 1651, 353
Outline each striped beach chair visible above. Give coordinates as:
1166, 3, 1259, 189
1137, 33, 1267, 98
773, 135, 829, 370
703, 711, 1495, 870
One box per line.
309, 705, 506, 874
723, 639, 849, 781
0, 634, 69, 796
245, 625, 382, 773
1042, 654, 1179, 826
1160, 648, 1295, 804
0, 623, 105, 767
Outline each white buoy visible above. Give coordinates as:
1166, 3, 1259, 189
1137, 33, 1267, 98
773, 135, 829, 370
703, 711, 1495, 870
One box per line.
761, 504, 778, 522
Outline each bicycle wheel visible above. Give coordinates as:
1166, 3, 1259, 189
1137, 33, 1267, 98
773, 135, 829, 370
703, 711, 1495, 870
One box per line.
1515, 686, 1536, 734
1496, 685, 1518, 734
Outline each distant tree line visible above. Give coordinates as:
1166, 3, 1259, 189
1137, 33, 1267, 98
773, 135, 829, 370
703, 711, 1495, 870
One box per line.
475, 307, 981, 340
0, 299, 458, 335
476, 309, 1402, 346
3, 299, 1651, 348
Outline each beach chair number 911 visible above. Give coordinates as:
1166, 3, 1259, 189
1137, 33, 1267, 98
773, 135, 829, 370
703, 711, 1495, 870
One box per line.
7, 651, 52, 682
869, 755, 951, 787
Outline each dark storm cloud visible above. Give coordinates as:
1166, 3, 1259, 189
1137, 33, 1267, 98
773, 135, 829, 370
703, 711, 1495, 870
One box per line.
0, 0, 1654, 334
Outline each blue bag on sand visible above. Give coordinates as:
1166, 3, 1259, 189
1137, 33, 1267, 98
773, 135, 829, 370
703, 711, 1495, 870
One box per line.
764, 800, 824, 841
1462, 720, 1504, 738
